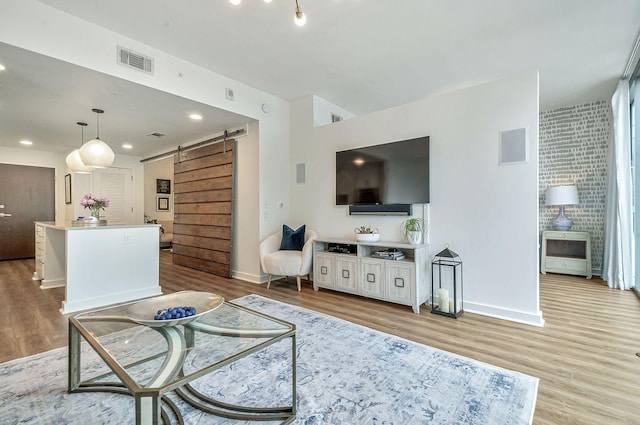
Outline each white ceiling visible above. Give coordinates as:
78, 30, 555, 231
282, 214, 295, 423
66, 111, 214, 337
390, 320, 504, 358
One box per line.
2, 0, 640, 158
0, 42, 253, 159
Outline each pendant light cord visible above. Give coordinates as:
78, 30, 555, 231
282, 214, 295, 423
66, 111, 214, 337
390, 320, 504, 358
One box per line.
92, 108, 104, 140
77, 121, 88, 147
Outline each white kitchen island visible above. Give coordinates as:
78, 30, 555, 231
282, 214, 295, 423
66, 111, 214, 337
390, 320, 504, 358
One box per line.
34, 221, 162, 314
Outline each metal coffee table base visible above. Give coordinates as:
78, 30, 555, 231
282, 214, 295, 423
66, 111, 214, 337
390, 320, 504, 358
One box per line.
70, 379, 296, 424
68, 303, 296, 425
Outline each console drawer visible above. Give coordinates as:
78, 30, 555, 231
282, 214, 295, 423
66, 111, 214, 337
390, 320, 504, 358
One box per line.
545, 257, 588, 275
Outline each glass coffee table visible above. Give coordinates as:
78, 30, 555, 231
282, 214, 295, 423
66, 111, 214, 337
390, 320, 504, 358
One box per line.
68, 291, 296, 425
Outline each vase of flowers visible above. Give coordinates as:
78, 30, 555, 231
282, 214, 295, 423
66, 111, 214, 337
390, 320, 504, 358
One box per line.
81, 193, 110, 222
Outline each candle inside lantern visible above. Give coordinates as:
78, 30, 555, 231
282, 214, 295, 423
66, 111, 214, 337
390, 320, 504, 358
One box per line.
439, 288, 449, 313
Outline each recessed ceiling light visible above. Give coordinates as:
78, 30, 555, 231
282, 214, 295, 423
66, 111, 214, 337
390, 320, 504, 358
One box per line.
190, 114, 203, 120
122, 144, 133, 149
20, 140, 33, 145
0, 64, 5, 71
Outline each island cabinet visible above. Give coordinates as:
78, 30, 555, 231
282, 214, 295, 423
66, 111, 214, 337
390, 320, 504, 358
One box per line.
33, 221, 162, 314
34, 222, 66, 288
313, 238, 429, 313
34, 222, 45, 281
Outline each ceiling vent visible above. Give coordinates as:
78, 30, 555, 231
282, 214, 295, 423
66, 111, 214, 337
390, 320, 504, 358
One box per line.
147, 132, 165, 138
117, 46, 154, 74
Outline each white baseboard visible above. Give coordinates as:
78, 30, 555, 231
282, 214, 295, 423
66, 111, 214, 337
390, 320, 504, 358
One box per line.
233, 271, 544, 326
232, 271, 296, 285
40, 278, 65, 289
60, 286, 162, 315
463, 301, 545, 327
231, 270, 265, 284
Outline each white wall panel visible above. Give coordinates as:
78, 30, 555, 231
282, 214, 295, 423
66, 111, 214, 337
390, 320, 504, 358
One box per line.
290, 72, 542, 325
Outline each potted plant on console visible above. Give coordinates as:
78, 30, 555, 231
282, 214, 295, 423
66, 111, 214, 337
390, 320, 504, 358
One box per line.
354, 224, 380, 242
401, 218, 425, 245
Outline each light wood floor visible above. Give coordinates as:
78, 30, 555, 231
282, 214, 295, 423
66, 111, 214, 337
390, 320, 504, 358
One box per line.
2, 252, 640, 424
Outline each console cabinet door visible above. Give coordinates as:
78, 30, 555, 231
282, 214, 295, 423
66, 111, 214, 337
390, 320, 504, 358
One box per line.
314, 254, 334, 288
335, 257, 358, 294
386, 262, 414, 304
360, 259, 384, 298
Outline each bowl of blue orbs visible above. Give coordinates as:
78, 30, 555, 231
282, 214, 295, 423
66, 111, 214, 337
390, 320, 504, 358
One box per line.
126, 291, 224, 328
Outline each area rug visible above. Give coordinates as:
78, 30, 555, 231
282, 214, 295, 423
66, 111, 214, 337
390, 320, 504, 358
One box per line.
0, 294, 538, 424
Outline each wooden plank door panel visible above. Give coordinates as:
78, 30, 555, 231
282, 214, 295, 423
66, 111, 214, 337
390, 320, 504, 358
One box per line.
172, 140, 235, 277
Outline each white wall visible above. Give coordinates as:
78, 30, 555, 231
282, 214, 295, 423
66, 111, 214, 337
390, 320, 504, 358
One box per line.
2, 2, 543, 314
234, 121, 262, 282
1, 0, 291, 281
291, 72, 542, 326
0, 146, 143, 224
143, 157, 174, 222
312, 95, 356, 127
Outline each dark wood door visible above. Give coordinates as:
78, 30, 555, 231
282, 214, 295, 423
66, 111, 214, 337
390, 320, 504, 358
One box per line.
0, 164, 55, 260
173, 140, 234, 278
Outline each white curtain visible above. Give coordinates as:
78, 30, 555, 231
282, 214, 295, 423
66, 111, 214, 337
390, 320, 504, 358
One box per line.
602, 79, 634, 289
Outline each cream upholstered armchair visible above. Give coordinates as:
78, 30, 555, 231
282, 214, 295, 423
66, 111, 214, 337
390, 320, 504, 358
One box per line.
157, 220, 173, 250
259, 226, 317, 291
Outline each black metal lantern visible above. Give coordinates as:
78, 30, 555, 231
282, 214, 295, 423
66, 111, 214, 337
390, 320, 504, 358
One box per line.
431, 246, 463, 318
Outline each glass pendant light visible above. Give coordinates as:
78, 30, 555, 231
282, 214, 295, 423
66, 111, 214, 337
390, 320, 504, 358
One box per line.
66, 122, 93, 174
79, 108, 115, 169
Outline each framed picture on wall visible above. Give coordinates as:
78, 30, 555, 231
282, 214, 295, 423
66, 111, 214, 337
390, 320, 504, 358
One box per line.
156, 179, 171, 194
157, 196, 170, 211
64, 174, 72, 204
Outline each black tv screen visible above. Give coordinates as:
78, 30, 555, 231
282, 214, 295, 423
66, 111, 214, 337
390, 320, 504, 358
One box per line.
335, 136, 430, 205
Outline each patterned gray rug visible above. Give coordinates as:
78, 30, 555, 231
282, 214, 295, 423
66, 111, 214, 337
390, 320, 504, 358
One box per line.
0, 294, 538, 424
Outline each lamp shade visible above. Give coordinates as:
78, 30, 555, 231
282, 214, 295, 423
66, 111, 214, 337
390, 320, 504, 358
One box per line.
545, 185, 579, 206
79, 138, 115, 168
65, 149, 94, 174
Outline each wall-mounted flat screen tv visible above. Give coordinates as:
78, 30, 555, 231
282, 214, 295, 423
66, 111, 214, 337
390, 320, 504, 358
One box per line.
335, 136, 430, 205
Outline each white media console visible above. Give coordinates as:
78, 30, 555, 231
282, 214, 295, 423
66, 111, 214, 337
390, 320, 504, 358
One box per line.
312, 238, 429, 313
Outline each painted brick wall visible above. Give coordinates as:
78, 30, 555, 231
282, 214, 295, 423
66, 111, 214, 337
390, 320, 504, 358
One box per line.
539, 100, 612, 274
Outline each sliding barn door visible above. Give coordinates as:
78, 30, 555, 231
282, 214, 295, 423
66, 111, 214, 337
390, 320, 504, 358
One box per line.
172, 140, 235, 277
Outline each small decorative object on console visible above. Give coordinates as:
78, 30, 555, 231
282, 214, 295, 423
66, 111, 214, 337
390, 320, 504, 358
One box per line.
371, 249, 405, 260
354, 224, 380, 242
328, 243, 356, 254
401, 217, 425, 245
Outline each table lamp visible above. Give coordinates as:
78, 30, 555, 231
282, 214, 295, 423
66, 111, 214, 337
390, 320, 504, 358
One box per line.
545, 185, 579, 231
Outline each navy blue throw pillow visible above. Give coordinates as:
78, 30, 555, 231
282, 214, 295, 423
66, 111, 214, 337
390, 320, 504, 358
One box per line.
280, 224, 306, 251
